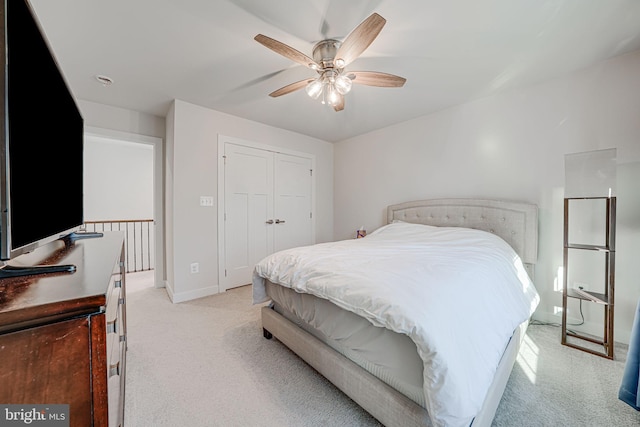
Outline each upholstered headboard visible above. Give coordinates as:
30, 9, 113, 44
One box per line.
387, 199, 538, 276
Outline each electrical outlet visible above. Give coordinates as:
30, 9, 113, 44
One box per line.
190, 262, 199, 274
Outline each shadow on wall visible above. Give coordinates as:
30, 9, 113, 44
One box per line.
614, 160, 640, 344
618, 161, 640, 230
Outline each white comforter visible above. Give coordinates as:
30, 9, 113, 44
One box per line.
252, 222, 539, 427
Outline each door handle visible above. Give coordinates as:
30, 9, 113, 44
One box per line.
275, 219, 285, 224
265, 220, 274, 224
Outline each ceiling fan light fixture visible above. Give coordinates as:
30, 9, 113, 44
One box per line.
305, 78, 323, 99
335, 74, 352, 95
307, 71, 346, 105
325, 82, 339, 106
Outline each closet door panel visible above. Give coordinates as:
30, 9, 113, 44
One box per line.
274, 153, 313, 253
223, 144, 274, 289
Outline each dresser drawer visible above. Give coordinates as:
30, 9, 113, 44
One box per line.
0, 317, 93, 426
104, 254, 126, 427
107, 327, 126, 427
105, 286, 125, 370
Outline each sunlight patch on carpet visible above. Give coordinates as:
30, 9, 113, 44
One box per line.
516, 334, 540, 384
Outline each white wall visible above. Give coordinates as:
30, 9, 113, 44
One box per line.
334, 50, 640, 344
78, 100, 165, 139
165, 100, 333, 303
84, 135, 153, 220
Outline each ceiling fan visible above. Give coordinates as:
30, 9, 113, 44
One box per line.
254, 13, 406, 112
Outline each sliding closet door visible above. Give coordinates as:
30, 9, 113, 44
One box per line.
220, 141, 314, 291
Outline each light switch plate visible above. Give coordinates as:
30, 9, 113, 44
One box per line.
200, 196, 214, 207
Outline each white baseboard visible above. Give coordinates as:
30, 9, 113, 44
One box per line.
165, 284, 220, 303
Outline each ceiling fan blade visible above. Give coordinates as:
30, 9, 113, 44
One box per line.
269, 79, 313, 97
335, 13, 386, 67
333, 94, 345, 112
255, 34, 319, 70
347, 71, 406, 87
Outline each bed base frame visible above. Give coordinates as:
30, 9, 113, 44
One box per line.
262, 306, 432, 426
260, 198, 538, 426
262, 306, 527, 427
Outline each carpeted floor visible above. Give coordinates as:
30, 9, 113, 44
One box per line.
123, 272, 640, 426
493, 323, 640, 426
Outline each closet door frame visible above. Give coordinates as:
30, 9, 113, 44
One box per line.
217, 134, 316, 293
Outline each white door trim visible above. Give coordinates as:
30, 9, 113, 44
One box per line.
217, 134, 316, 293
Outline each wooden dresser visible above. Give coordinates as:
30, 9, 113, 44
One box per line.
0, 232, 127, 427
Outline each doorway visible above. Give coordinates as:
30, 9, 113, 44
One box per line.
84, 126, 164, 289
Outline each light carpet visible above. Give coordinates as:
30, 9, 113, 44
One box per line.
123, 272, 640, 426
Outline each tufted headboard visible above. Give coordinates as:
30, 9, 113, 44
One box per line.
387, 199, 538, 276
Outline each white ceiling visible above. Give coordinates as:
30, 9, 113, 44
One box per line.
28, 0, 640, 142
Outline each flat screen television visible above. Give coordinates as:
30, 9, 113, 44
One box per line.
1, 0, 84, 273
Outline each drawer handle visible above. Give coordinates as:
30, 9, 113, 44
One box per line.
107, 320, 118, 334
119, 335, 126, 343
114, 280, 122, 288
119, 297, 125, 306
109, 362, 120, 378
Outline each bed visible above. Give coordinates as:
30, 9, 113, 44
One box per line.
252, 199, 539, 427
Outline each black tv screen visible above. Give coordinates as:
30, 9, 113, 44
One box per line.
1, 0, 84, 260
